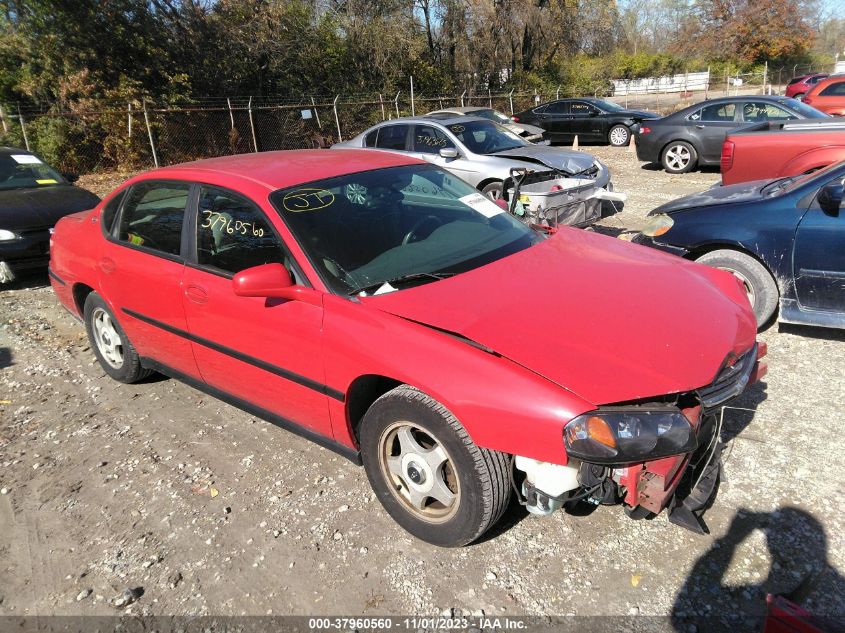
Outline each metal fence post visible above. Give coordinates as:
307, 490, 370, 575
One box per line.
311, 96, 321, 129
0, 105, 7, 134
248, 96, 258, 152
333, 95, 342, 142
556, 85, 561, 100
128, 102, 132, 139
379, 94, 385, 121
410, 76, 415, 116
763, 61, 768, 94
142, 100, 158, 168
508, 89, 514, 115
488, 88, 492, 108
227, 98, 235, 130
394, 91, 400, 118
460, 90, 466, 107
18, 107, 30, 151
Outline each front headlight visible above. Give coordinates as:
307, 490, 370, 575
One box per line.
641, 213, 674, 237
564, 409, 697, 465
0, 229, 18, 241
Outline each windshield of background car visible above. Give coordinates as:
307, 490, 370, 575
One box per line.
469, 109, 513, 124
783, 99, 829, 118
0, 154, 65, 191
270, 164, 542, 295
445, 120, 525, 154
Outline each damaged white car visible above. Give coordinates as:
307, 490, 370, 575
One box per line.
333, 114, 624, 228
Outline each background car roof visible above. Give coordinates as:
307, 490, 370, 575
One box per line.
0, 147, 34, 155
669, 95, 804, 116
132, 149, 422, 192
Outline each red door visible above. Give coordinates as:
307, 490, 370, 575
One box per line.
180, 185, 333, 437
97, 181, 200, 379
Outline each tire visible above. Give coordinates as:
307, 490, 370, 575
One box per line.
695, 249, 778, 327
84, 292, 153, 383
608, 124, 630, 147
359, 385, 512, 547
661, 141, 698, 174
480, 181, 503, 201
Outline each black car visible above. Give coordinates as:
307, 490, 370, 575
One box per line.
633, 161, 845, 329
635, 96, 829, 174
513, 98, 658, 147
0, 147, 100, 283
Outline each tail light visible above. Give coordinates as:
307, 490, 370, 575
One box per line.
511, 115, 519, 122
721, 140, 734, 173
639, 126, 651, 135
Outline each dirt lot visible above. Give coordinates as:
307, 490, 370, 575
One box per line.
1, 147, 844, 626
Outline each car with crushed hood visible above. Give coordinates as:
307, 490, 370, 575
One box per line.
49, 149, 766, 547
0, 147, 100, 283
426, 106, 546, 143
332, 114, 614, 224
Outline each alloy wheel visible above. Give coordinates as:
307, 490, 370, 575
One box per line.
378, 421, 460, 522
92, 307, 124, 369
665, 144, 692, 171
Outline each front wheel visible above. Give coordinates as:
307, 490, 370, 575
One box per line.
359, 385, 512, 547
695, 250, 778, 327
608, 124, 630, 147
480, 181, 503, 201
661, 141, 697, 174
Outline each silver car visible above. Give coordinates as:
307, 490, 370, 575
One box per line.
427, 106, 546, 142
333, 114, 611, 204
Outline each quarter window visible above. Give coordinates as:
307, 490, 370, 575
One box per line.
118, 182, 189, 256
374, 125, 410, 150
364, 129, 378, 147
101, 189, 126, 236
196, 187, 286, 275
412, 125, 455, 153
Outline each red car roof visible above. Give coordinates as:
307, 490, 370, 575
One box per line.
143, 149, 420, 192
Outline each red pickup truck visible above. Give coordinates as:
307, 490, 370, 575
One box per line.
721, 119, 845, 185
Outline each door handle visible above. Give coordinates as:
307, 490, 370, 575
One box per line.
98, 257, 116, 274
185, 284, 209, 304
695, 125, 706, 129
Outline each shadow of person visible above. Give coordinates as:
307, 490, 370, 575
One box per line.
672, 506, 845, 632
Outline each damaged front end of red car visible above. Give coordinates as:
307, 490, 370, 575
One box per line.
517, 342, 768, 534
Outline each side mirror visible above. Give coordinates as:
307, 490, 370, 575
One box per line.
818, 182, 844, 216
62, 172, 79, 183
439, 147, 458, 159
232, 263, 320, 305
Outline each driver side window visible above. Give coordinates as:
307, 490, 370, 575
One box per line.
196, 187, 287, 275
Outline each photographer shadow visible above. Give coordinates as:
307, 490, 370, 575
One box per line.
672, 506, 845, 632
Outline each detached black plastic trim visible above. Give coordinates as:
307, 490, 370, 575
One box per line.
47, 268, 66, 285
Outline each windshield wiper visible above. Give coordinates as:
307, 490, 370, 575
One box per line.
349, 271, 455, 296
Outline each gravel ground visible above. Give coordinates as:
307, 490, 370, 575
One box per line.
0, 147, 843, 626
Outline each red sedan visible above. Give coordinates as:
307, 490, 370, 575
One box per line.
49, 150, 766, 546
784, 73, 828, 100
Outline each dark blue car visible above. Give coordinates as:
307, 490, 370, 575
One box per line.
633, 161, 845, 329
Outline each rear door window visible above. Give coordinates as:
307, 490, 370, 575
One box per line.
117, 182, 189, 257
374, 125, 410, 150
691, 103, 737, 122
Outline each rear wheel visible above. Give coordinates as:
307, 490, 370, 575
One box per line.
84, 292, 152, 383
359, 385, 512, 547
608, 124, 631, 147
661, 141, 697, 174
695, 249, 778, 327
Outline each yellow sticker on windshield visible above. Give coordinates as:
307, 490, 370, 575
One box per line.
282, 188, 335, 212
36, 179, 58, 184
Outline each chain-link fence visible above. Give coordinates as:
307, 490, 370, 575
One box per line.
0, 61, 836, 177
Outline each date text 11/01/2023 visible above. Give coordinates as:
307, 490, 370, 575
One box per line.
308, 617, 527, 630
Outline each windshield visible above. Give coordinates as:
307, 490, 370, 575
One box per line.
781, 98, 829, 119
593, 100, 625, 112
444, 120, 526, 154
0, 153, 65, 191
270, 164, 542, 295
467, 109, 513, 124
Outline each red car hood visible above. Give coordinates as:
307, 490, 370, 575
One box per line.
364, 229, 757, 405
